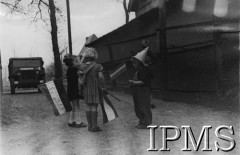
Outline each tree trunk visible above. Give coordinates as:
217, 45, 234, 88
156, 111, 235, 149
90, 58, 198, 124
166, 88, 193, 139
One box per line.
49, 0, 62, 79
123, 0, 129, 24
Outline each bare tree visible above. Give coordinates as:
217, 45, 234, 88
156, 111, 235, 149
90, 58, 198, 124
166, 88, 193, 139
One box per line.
117, 0, 129, 24
49, 0, 62, 79
1, 0, 63, 79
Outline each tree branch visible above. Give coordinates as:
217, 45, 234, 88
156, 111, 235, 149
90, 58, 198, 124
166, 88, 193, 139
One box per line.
29, 0, 47, 24
1, 1, 26, 14
1, 0, 63, 26
123, 0, 129, 23
39, 0, 48, 7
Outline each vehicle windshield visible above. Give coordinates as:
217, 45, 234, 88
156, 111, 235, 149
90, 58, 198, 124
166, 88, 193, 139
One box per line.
12, 60, 41, 67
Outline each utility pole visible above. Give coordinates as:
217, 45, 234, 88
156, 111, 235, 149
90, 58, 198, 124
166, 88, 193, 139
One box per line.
66, 0, 72, 55
0, 50, 3, 95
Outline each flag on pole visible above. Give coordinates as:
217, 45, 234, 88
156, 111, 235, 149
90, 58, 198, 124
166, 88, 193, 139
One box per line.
38, 79, 72, 116
100, 91, 119, 123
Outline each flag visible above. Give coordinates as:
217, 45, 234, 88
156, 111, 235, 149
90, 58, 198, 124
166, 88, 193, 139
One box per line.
100, 91, 119, 123
38, 79, 72, 116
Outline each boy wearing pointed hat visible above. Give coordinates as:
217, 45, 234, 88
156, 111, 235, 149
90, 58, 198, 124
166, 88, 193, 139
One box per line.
129, 47, 153, 129
140, 39, 158, 109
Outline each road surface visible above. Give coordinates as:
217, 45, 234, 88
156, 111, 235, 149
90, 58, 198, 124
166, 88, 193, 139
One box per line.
1, 87, 239, 155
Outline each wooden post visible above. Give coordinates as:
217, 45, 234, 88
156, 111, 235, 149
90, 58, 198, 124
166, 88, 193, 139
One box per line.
66, 0, 72, 55
212, 0, 223, 96
158, 0, 168, 92
107, 45, 116, 89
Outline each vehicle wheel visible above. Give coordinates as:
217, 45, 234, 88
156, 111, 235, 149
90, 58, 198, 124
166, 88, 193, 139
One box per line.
11, 86, 15, 94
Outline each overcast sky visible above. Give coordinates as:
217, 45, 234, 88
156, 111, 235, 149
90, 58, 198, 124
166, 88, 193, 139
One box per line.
0, 0, 134, 68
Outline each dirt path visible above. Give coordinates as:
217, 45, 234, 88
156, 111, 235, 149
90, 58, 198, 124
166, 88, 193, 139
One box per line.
1, 89, 239, 155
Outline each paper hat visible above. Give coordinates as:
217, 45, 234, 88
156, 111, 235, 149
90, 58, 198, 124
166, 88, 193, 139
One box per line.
132, 47, 149, 65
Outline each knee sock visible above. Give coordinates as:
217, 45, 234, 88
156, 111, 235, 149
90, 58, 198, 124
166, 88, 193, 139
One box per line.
91, 111, 99, 129
91, 111, 101, 132
86, 111, 92, 131
74, 112, 82, 124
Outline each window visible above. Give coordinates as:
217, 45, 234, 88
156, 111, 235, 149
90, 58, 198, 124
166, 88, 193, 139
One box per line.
13, 60, 41, 67
182, 0, 196, 12
214, 0, 229, 17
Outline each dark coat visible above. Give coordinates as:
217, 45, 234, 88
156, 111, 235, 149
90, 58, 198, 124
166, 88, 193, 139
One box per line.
66, 66, 80, 101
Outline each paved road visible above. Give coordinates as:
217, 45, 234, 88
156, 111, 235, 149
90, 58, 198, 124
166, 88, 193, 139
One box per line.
1, 88, 239, 155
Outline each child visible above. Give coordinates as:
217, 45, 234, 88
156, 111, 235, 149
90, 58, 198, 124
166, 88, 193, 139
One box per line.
140, 39, 158, 109
79, 48, 106, 132
63, 54, 86, 128
129, 48, 153, 129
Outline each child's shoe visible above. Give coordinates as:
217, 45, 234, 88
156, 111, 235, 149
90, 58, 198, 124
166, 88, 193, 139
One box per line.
68, 122, 76, 127
75, 122, 87, 128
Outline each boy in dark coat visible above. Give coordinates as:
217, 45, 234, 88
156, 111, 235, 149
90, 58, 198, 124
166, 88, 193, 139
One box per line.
140, 39, 158, 109
129, 47, 153, 129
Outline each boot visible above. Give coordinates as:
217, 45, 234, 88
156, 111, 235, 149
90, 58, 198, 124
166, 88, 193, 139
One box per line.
91, 111, 102, 132
86, 111, 92, 131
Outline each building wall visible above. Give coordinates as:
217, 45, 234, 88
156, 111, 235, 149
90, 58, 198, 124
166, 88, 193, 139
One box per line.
164, 0, 239, 91
165, 0, 215, 91
215, 30, 239, 92
91, 0, 239, 92
94, 44, 109, 64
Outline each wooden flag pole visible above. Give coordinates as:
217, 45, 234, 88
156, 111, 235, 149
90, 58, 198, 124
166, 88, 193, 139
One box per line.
107, 91, 122, 102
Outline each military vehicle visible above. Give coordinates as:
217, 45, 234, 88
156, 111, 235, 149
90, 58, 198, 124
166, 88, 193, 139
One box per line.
8, 57, 45, 94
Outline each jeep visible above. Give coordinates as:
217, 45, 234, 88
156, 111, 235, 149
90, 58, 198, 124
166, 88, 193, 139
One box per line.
8, 57, 45, 94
